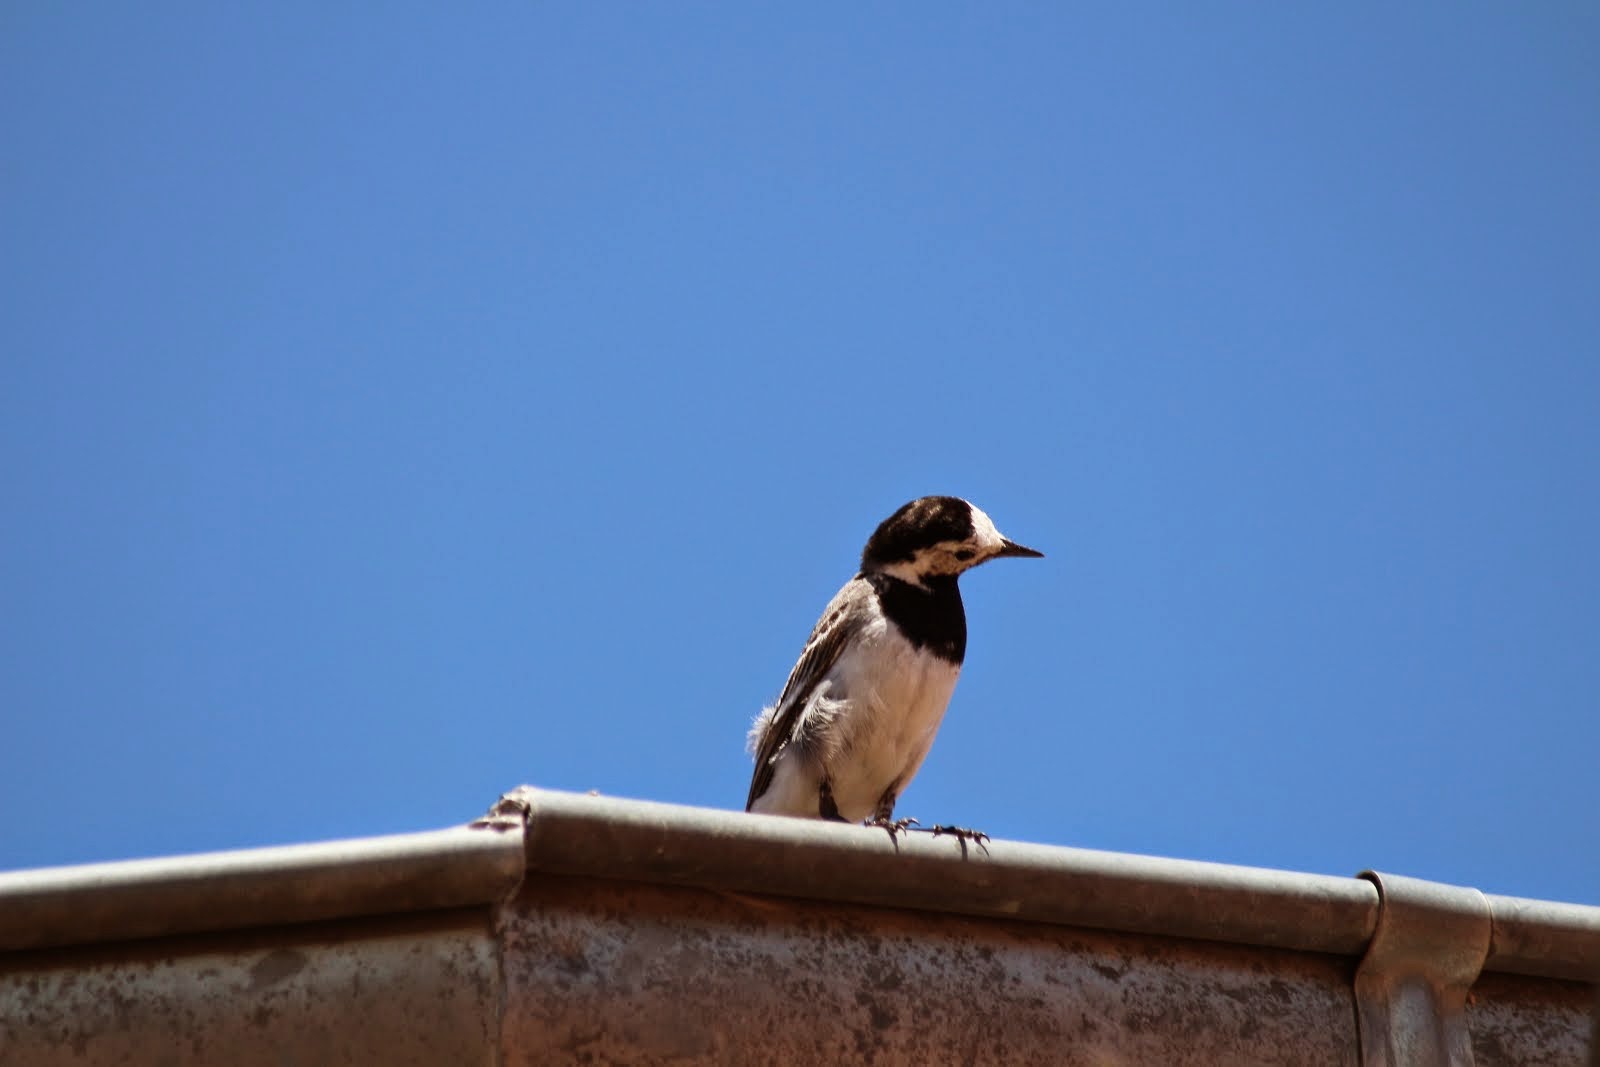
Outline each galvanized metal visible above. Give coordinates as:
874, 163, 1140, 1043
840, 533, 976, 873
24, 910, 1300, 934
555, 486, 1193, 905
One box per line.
0, 825, 524, 953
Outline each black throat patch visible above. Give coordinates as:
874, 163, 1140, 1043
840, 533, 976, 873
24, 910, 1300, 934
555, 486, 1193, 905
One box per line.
865, 571, 967, 665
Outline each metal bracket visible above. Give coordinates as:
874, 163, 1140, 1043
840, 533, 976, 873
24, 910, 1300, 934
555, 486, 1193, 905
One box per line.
1354, 871, 1492, 1067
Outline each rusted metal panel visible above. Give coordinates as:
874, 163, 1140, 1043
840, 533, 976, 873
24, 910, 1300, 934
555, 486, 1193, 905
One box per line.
499, 874, 1362, 1066
1468, 972, 1595, 1067
0, 912, 499, 1067
0, 791, 1595, 1065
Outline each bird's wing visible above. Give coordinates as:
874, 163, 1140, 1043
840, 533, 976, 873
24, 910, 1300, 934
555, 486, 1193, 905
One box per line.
745, 578, 870, 811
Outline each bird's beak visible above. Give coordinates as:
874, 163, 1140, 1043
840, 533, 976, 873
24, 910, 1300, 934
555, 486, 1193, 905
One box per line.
996, 538, 1044, 559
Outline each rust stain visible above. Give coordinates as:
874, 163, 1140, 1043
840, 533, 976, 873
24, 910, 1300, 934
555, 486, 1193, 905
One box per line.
247, 948, 308, 991
499, 874, 1364, 1066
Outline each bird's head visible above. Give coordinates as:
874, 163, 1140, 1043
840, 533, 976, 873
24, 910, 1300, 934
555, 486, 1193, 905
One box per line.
860, 496, 1043, 587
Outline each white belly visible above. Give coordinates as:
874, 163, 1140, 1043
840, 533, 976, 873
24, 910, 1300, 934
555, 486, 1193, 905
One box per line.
816, 620, 962, 821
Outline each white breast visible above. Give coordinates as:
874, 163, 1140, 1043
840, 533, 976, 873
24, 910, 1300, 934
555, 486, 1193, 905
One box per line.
818, 616, 962, 821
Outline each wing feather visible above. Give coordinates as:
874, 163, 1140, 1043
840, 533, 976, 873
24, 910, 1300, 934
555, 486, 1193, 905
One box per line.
744, 579, 870, 811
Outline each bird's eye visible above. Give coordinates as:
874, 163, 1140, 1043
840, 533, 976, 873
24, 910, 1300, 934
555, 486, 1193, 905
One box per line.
953, 549, 975, 562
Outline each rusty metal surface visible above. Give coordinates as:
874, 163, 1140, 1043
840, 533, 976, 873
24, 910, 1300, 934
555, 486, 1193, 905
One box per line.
0, 789, 1594, 1065
499, 873, 1363, 1066
0, 826, 525, 953
1467, 972, 1595, 1067
0, 911, 499, 1067
1592, 986, 1600, 1067
506, 787, 1382, 957
1354, 871, 1493, 1067
3, 787, 1596, 988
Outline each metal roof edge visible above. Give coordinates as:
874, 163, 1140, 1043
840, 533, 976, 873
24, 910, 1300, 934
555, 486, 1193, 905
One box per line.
0, 826, 525, 953
1, 788, 1595, 984
1484, 892, 1600, 981
509, 787, 1382, 955
503, 788, 1600, 981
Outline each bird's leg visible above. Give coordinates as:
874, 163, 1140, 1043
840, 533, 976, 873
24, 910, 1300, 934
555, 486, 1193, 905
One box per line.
863, 787, 919, 842
817, 778, 850, 822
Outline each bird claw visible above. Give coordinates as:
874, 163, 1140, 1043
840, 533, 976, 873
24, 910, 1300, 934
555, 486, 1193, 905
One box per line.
924, 824, 991, 854
863, 816, 990, 855
865, 815, 921, 842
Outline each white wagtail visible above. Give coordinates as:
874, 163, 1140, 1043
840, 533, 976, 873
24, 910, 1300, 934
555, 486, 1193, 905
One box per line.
745, 496, 1042, 840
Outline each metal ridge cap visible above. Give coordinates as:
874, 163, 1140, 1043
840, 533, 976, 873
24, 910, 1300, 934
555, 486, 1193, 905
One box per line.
0, 826, 526, 954
7, 788, 1595, 982
510, 788, 1381, 957
1484, 893, 1600, 982
510, 790, 1600, 976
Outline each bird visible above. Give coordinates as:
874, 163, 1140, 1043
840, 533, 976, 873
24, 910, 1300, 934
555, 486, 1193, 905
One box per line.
745, 496, 1042, 837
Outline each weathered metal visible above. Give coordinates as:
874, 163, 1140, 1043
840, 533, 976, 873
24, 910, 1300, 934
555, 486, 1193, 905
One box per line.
0, 788, 1594, 1065
1354, 871, 1494, 1067
1485, 895, 1600, 983
506, 787, 1384, 956
0, 826, 524, 953
500, 873, 1363, 1066
1466, 972, 1595, 1067
0, 912, 500, 1066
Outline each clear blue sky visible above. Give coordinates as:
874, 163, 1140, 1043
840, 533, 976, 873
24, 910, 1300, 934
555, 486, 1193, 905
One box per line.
3, 8, 1597, 905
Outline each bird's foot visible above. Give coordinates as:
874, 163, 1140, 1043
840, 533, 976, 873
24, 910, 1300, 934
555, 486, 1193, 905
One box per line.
864, 815, 921, 843
921, 824, 991, 855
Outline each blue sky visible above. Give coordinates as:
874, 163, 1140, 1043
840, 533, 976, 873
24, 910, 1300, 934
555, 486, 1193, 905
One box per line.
3, 8, 1597, 905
